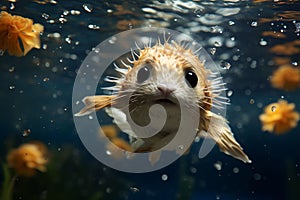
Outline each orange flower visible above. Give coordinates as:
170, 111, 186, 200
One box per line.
270, 65, 300, 91
259, 100, 300, 134
0, 11, 44, 56
270, 40, 300, 56
7, 142, 49, 177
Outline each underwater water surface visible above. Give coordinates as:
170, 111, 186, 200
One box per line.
1, 0, 300, 199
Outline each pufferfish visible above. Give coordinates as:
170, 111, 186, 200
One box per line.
75, 40, 251, 164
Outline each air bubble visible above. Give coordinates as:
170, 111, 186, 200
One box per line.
214, 161, 222, 171
294, 22, 300, 33
190, 167, 197, 173
88, 24, 100, 30
93, 48, 100, 53
10, 3, 15, 10
59, 18, 67, 24
8, 67, 15, 72
51, 67, 58, 73
227, 90, 233, 97
193, 8, 203, 15
65, 37, 71, 44
70, 10, 81, 15
210, 48, 216, 55
47, 32, 61, 38
22, 129, 31, 137
228, 20, 235, 26
220, 60, 231, 69
251, 21, 258, 27
259, 39, 267, 46
9, 85, 15, 90
63, 10, 69, 16
83, 4, 93, 12
109, 37, 117, 44
210, 26, 223, 33
233, 167, 239, 173
214, 41, 222, 47
129, 187, 140, 193
161, 174, 168, 181
106, 187, 112, 193
47, 20, 55, 24
225, 39, 235, 48
70, 54, 78, 60
253, 173, 261, 180
250, 60, 257, 68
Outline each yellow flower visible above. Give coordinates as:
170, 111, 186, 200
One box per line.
0, 11, 44, 56
271, 65, 300, 91
259, 100, 300, 134
7, 142, 49, 177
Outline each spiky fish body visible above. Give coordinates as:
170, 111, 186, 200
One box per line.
76, 41, 251, 163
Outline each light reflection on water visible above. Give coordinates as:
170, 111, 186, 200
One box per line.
0, 0, 300, 199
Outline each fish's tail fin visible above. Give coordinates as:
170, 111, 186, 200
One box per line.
74, 95, 116, 116
206, 112, 251, 163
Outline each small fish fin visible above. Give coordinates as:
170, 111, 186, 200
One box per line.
75, 95, 115, 116
105, 107, 137, 138
130, 138, 145, 150
207, 112, 251, 163
149, 151, 161, 166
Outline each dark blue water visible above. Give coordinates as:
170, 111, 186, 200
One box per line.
1, 0, 300, 199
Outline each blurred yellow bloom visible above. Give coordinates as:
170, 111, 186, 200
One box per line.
7, 142, 49, 177
0, 11, 44, 56
259, 100, 300, 134
271, 65, 300, 91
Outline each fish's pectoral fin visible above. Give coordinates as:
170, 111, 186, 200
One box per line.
149, 151, 162, 166
206, 112, 251, 163
74, 95, 116, 116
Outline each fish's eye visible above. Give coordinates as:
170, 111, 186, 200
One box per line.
137, 65, 151, 84
185, 69, 198, 88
